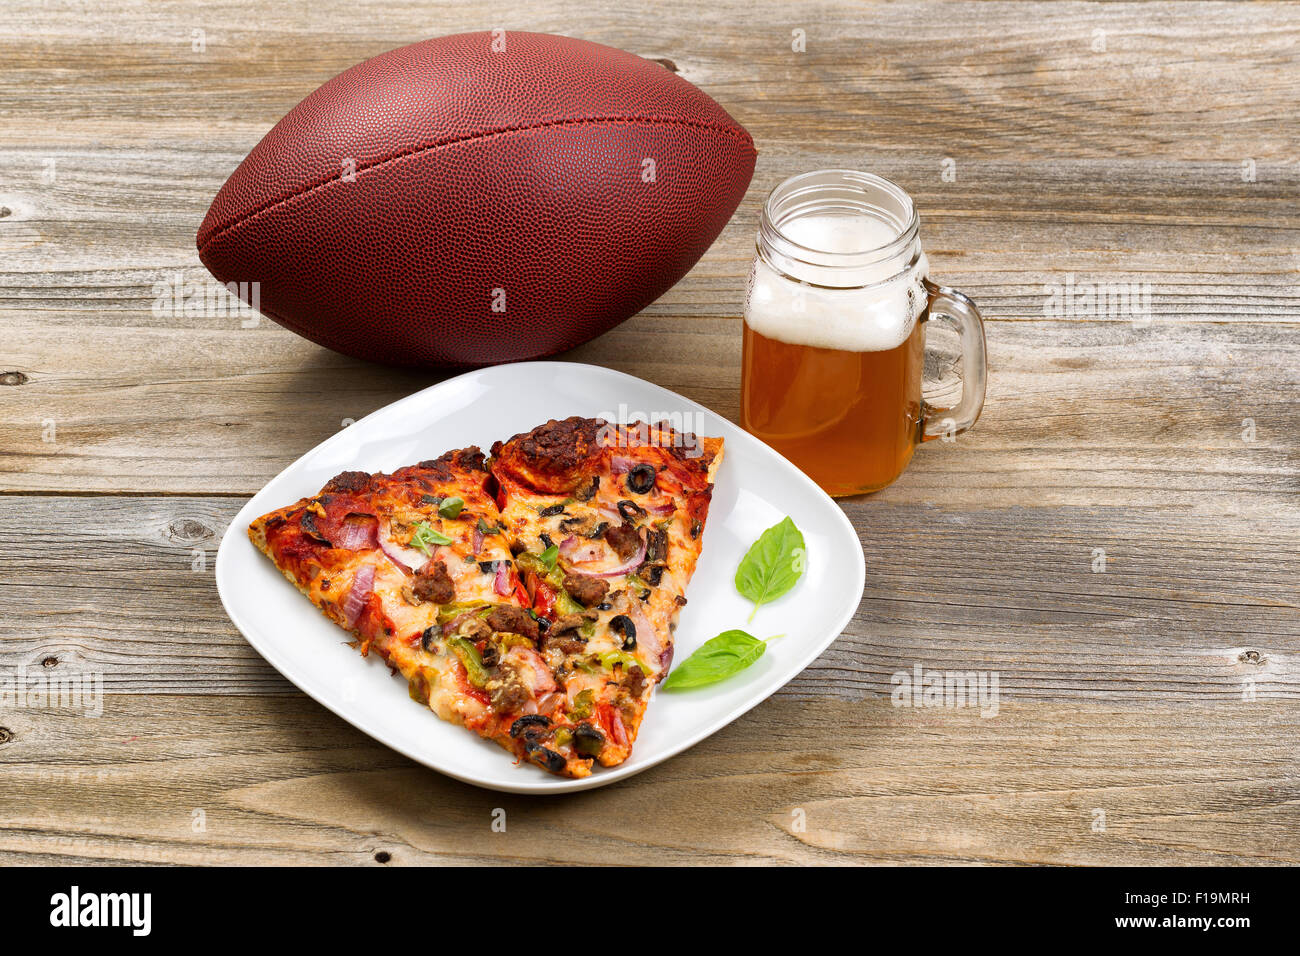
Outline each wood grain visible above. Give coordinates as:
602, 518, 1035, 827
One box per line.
0, 696, 1295, 865
2, 494, 1296, 699
3, 320, 1296, 502
1, 0, 1297, 865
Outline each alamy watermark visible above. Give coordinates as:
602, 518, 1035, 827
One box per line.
1043, 273, 1154, 327
595, 403, 707, 458
151, 270, 261, 325
891, 663, 1000, 717
0, 665, 103, 717
50, 886, 150, 936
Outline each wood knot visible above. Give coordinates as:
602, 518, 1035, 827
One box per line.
1238, 649, 1263, 665
169, 518, 214, 542
652, 57, 679, 73
0, 207, 11, 218
0, 727, 13, 745
42, 656, 59, 668
373, 851, 391, 864
0, 371, 29, 386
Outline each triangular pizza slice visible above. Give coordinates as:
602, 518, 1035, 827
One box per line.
248, 447, 592, 777
489, 417, 724, 768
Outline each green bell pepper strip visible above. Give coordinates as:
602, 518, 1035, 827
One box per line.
448, 637, 488, 688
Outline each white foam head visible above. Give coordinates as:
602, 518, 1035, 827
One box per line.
746, 210, 928, 353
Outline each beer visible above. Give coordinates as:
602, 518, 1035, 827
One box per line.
742, 315, 925, 496
740, 170, 986, 496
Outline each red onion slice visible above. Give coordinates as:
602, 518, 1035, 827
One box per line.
610, 455, 635, 475
559, 535, 605, 564
608, 708, 629, 748
585, 532, 647, 578
331, 515, 378, 551
493, 561, 511, 595
342, 564, 375, 627
504, 646, 556, 695
378, 536, 414, 572
471, 527, 484, 553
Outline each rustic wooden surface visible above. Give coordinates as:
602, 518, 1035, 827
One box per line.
1, 0, 1297, 865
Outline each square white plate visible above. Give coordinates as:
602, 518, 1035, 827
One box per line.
215, 361, 865, 793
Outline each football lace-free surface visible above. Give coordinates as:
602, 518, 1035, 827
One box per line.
197, 31, 757, 367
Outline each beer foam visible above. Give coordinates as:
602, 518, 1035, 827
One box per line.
746, 213, 928, 353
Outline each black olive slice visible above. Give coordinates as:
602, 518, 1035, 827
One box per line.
609, 613, 636, 650
524, 740, 567, 773
626, 463, 656, 494
510, 714, 551, 738
617, 500, 647, 523
420, 625, 441, 653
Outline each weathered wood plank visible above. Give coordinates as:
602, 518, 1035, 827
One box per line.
4, 2, 1298, 327
2, 320, 1296, 498
2, 155, 1296, 316
3, 1, 1297, 160
1, 494, 1294, 698
1, 696, 1296, 865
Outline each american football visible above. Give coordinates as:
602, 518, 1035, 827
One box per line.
196, 30, 757, 367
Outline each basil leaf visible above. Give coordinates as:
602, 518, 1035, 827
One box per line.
410, 521, 453, 555
438, 496, 465, 518
734, 516, 805, 621
662, 629, 769, 690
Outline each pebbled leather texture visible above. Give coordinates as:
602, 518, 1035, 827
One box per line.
196, 31, 757, 367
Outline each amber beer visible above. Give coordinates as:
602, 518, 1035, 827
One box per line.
742, 314, 925, 496
741, 170, 986, 496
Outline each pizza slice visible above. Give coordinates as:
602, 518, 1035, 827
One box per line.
489, 417, 724, 768
247, 447, 596, 777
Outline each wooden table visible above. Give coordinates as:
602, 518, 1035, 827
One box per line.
2, 0, 1296, 866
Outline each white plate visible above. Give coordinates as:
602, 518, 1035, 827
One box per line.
215, 362, 865, 793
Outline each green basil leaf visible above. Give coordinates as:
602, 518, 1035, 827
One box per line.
410, 521, 453, 556
734, 516, 805, 620
662, 629, 769, 690
438, 496, 465, 518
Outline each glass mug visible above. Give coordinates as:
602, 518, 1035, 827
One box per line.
741, 169, 987, 496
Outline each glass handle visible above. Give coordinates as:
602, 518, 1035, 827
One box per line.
920, 278, 987, 443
